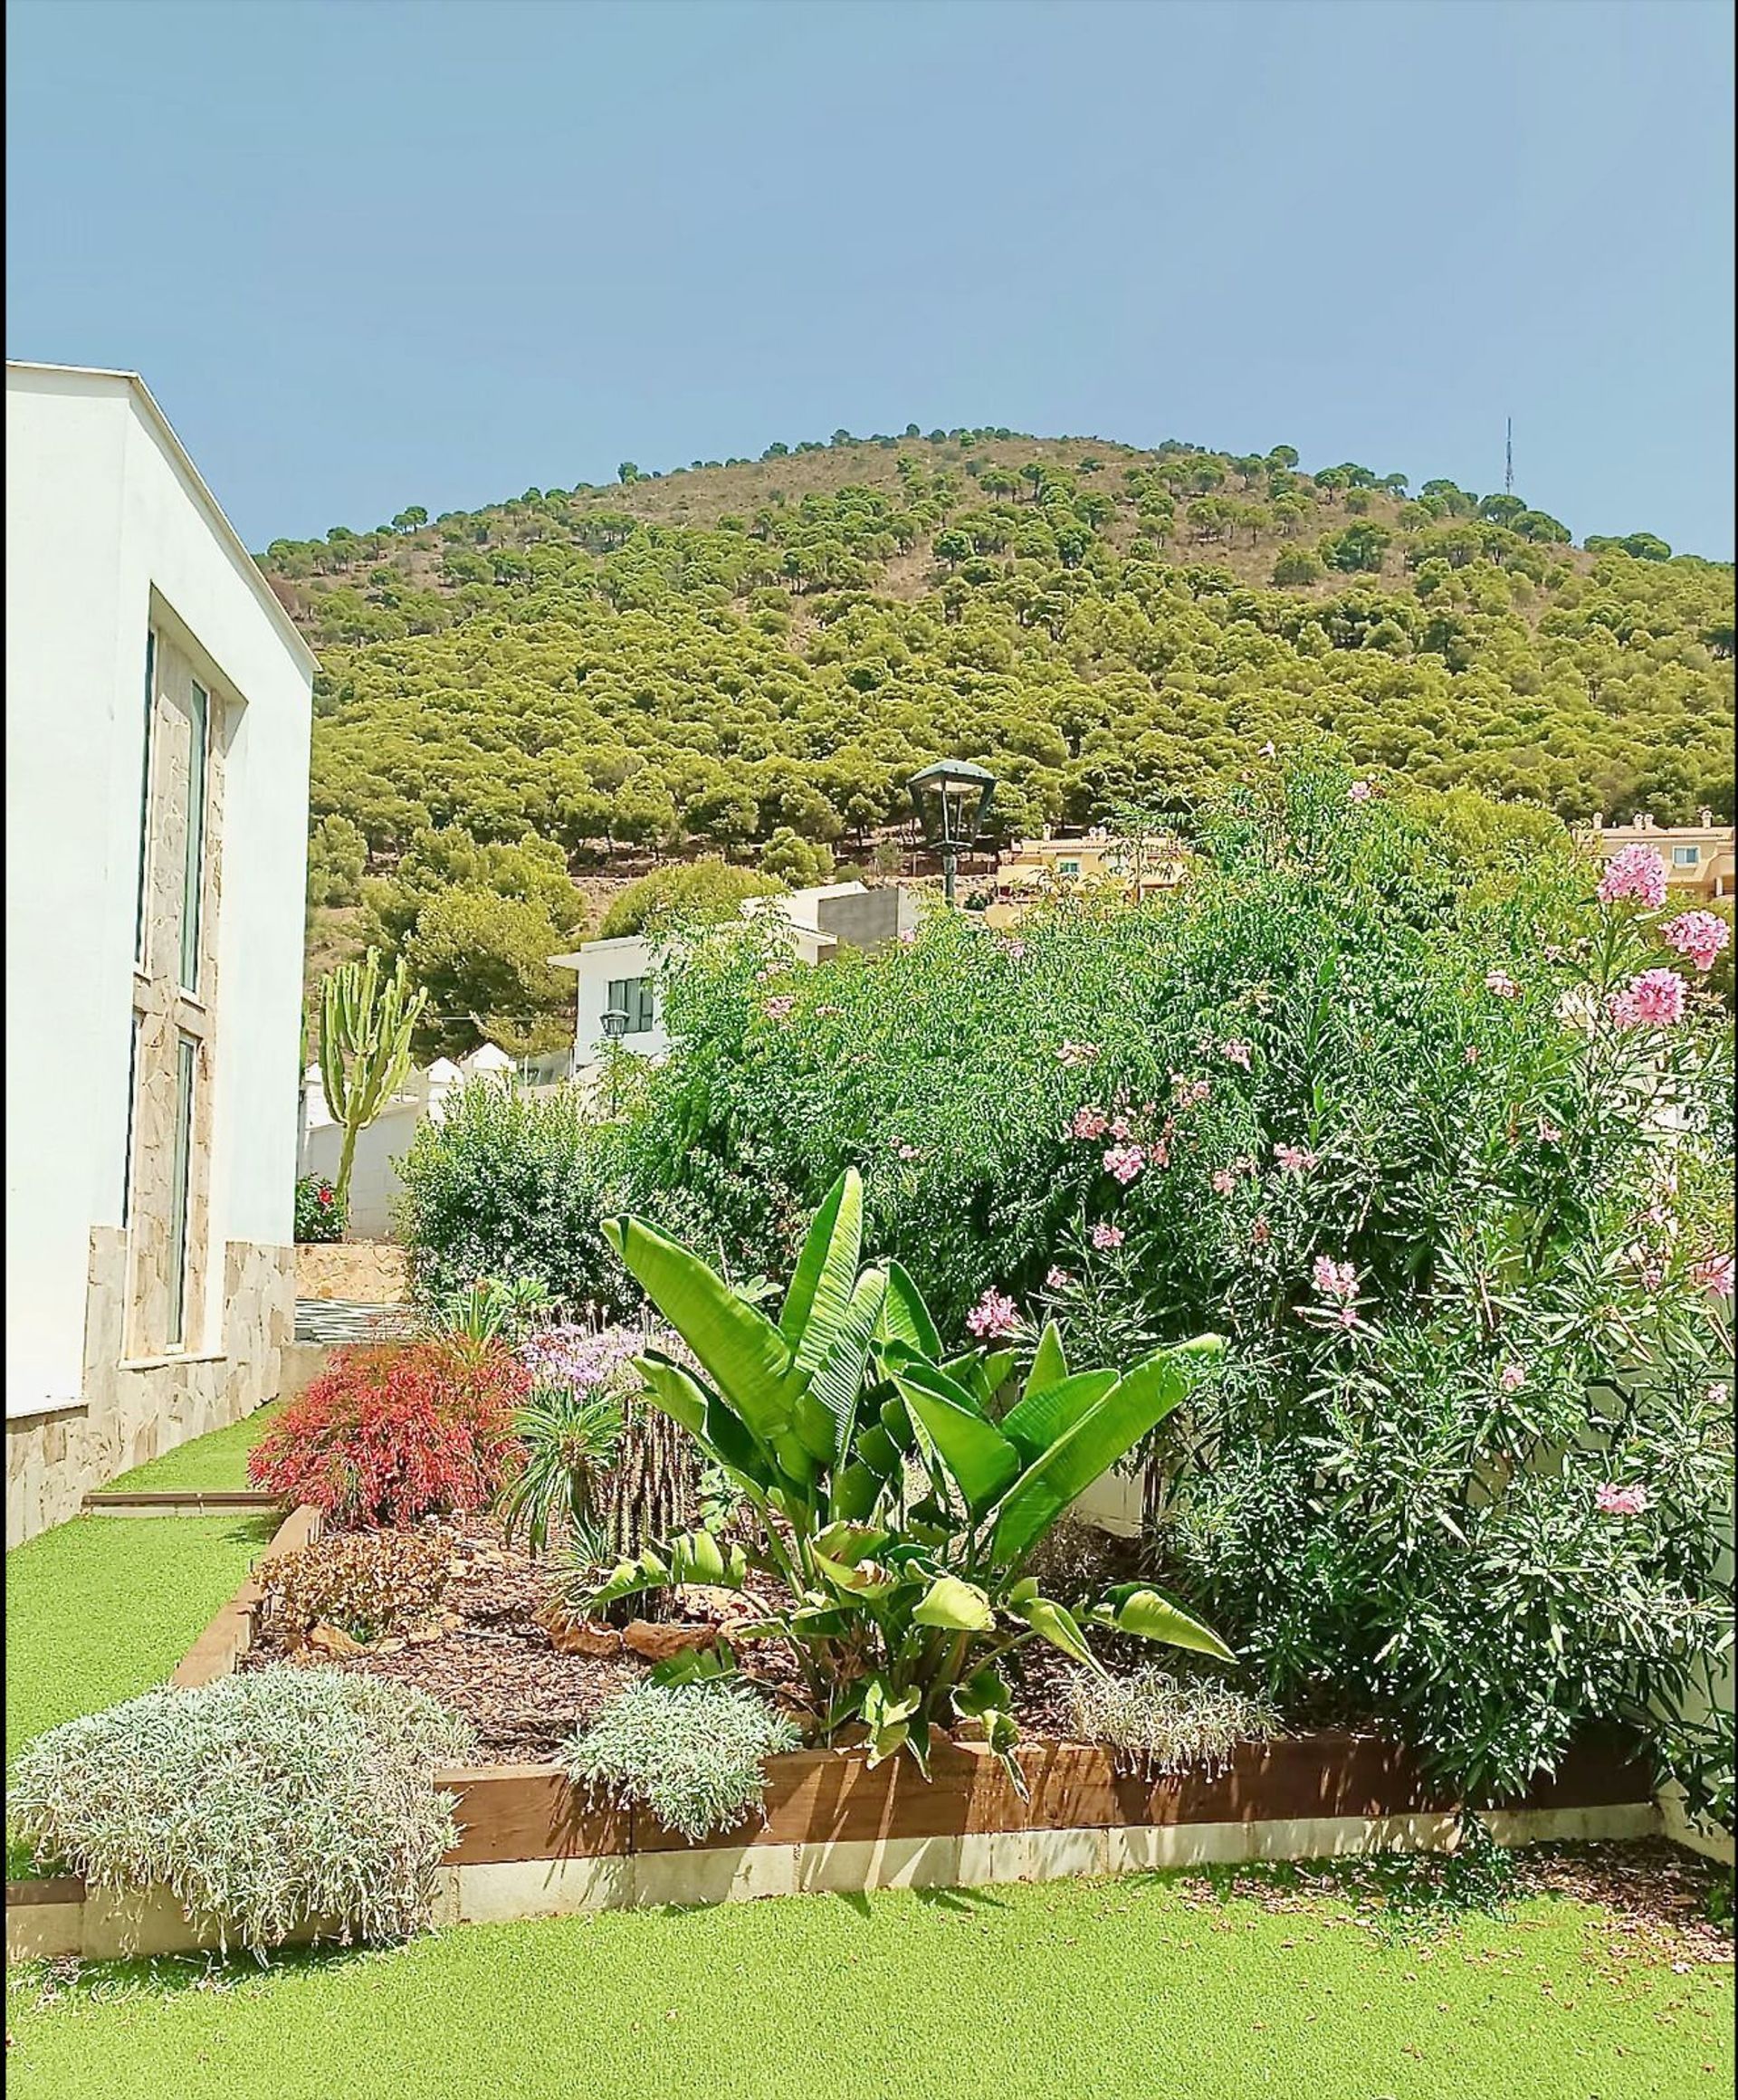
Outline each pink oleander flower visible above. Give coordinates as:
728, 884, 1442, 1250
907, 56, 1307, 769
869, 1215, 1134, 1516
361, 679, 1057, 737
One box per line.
1220, 1039, 1253, 1070
1090, 1223, 1125, 1251
965, 1288, 1022, 1340
1250, 1216, 1271, 1247
1597, 845, 1668, 909
1536, 1118, 1563, 1145
1274, 1142, 1317, 1174
1259, 740, 1277, 759
999, 939, 1027, 961
1498, 1362, 1527, 1392
1691, 1253, 1734, 1299
763, 996, 797, 1021
894, 1142, 920, 1161
1045, 1266, 1073, 1289
1709, 1382, 1731, 1409
1103, 1143, 1145, 1185
1595, 1483, 1651, 1518
814, 1003, 845, 1017
1170, 1074, 1212, 1108
1312, 1255, 1359, 1303
1108, 1116, 1132, 1140
1662, 909, 1730, 973
1147, 1141, 1170, 1170
1485, 970, 1522, 999
1348, 780, 1373, 804
1607, 968, 1688, 1030
1070, 1105, 1109, 1141
1335, 1304, 1359, 1330
1210, 1169, 1237, 1196
1055, 1041, 1100, 1067
1463, 1045, 1480, 1064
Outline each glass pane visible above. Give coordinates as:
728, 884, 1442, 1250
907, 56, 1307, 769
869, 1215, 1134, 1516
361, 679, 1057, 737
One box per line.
167, 1034, 196, 1346
121, 1012, 143, 1225
180, 682, 209, 989
133, 630, 156, 966
637, 980, 655, 1031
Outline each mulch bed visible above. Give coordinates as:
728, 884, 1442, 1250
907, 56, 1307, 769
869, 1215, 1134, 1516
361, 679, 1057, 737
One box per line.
241, 1517, 652, 1761
238, 1513, 1152, 1761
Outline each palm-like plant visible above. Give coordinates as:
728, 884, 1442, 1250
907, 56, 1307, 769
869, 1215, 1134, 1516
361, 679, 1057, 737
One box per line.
576, 1169, 1230, 1779
498, 1381, 624, 1558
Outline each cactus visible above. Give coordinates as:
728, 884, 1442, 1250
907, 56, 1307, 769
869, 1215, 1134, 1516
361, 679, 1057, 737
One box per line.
317, 950, 427, 1217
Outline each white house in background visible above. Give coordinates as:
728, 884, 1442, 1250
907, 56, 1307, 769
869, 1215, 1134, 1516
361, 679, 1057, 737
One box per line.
299, 1043, 518, 1241
5, 363, 317, 1544
550, 881, 919, 1068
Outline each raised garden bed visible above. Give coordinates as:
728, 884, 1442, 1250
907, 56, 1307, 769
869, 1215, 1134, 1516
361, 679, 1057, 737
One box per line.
5, 1499, 1666, 1957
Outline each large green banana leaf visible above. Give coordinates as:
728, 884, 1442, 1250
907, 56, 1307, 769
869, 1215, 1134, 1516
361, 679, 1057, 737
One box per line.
988, 1341, 1220, 1561
604, 1215, 810, 1454
780, 1169, 864, 1374
808, 1266, 888, 1465
876, 1260, 941, 1358
1095, 1582, 1236, 1662
891, 1361, 1022, 1517
999, 1370, 1120, 1465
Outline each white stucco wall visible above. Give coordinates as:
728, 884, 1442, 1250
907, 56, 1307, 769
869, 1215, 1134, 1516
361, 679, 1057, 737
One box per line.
5, 363, 315, 1418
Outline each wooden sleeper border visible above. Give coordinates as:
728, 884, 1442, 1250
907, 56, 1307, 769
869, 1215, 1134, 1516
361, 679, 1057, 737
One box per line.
4, 1503, 1666, 1956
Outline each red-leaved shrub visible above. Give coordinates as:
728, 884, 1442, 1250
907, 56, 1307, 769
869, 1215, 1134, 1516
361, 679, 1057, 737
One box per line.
249, 1339, 530, 1528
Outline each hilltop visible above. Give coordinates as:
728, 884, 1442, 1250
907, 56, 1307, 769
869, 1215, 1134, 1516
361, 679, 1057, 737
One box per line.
258, 426, 1734, 1048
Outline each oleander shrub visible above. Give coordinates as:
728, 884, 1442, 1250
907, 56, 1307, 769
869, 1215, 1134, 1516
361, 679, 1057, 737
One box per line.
597, 762, 1733, 1812
562, 1683, 800, 1843
293, 1173, 345, 1243
7, 1670, 474, 1952
248, 1338, 529, 1527
1065, 1666, 1281, 1778
257, 1527, 454, 1645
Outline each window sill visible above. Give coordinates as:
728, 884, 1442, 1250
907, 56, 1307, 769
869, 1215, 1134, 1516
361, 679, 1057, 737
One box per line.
119, 1351, 227, 1373
6, 1397, 90, 1427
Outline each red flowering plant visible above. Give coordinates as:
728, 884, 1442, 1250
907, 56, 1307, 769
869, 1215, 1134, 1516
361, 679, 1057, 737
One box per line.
249, 1338, 530, 1527
293, 1173, 346, 1245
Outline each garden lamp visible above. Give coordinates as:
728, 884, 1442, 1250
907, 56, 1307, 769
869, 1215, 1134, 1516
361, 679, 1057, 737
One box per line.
909, 759, 997, 907
601, 1006, 630, 1117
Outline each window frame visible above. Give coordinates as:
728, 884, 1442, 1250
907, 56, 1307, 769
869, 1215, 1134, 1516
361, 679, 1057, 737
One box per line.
133, 628, 157, 968
179, 678, 211, 992
166, 1033, 197, 1348
606, 976, 656, 1036
1672, 845, 1702, 868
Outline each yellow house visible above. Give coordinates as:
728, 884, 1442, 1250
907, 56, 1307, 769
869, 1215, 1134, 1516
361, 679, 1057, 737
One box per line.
1582, 811, 1734, 902
983, 831, 1188, 926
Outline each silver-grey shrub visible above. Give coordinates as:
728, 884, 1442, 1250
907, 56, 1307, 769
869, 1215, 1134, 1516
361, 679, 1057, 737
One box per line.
1065, 1666, 1280, 1778
561, 1682, 800, 1843
8, 1667, 475, 1952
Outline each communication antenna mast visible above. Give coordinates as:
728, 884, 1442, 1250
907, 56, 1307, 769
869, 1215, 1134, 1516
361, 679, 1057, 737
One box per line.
1504, 417, 1514, 497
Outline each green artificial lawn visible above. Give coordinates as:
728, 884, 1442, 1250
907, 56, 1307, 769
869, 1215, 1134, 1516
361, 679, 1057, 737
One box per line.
5, 1513, 277, 1874
101, 1402, 283, 1494
6, 1879, 1732, 2100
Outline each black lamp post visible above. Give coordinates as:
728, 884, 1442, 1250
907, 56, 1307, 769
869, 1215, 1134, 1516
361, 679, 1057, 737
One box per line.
600, 1006, 629, 1117
909, 759, 997, 908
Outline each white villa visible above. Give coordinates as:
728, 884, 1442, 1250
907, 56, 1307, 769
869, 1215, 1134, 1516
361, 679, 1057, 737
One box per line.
551, 880, 918, 1068
5, 363, 317, 1543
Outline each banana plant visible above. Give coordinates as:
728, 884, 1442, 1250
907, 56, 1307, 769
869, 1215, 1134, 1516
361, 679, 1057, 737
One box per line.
317, 949, 427, 1216
577, 1169, 1231, 1782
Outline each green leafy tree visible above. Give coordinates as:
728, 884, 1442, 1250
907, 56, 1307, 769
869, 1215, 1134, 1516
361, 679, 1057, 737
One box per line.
597, 857, 785, 939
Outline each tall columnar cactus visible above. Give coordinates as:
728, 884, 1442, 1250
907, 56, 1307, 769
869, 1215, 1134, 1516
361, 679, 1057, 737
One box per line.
318, 950, 427, 1217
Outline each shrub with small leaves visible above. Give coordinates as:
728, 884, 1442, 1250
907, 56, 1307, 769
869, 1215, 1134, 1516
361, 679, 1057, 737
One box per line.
561, 1682, 800, 1843
1065, 1665, 1281, 1778
248, 1338, 528, 1528
258, 1528, 454, 1645
7, 1669, 475, 1952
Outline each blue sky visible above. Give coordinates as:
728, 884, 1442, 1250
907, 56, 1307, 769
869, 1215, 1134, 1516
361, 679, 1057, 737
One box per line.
7, 0, 1733, 556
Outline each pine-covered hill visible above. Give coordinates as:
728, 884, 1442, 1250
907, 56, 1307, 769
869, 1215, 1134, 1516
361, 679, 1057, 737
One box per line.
262, 426, 1733, 905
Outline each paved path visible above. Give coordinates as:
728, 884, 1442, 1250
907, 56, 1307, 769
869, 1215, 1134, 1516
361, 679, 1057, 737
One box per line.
293, 1299, 418, 1344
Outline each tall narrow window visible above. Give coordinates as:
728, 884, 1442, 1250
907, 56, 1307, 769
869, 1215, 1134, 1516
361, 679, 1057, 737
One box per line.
133, 629, 157, 967
167, 1034, 196, 1347
120, 1012, 143, 1227
180, 680, 209, 991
